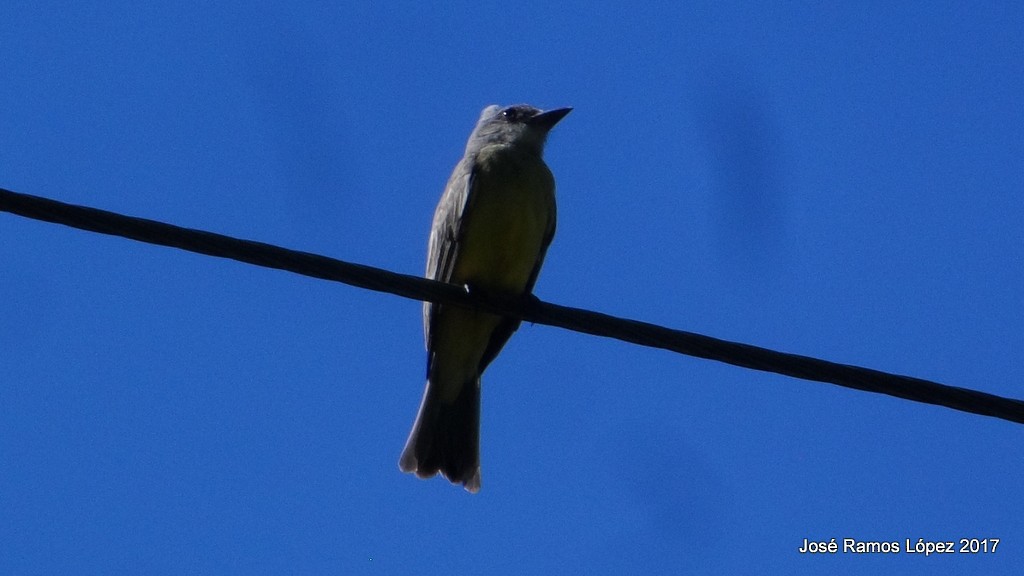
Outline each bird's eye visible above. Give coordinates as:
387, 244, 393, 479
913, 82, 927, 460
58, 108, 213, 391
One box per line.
502, 108, 520, 121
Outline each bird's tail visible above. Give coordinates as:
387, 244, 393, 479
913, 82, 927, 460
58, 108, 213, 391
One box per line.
398, 376, 481, 493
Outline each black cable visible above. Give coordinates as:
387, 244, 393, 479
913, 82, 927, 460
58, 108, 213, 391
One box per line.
3, 187, 1022, 424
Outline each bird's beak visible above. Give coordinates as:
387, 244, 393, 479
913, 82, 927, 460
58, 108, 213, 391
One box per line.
529, 107, 573, 130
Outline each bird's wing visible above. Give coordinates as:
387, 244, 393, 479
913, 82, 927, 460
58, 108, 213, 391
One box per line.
424, 157, 475, 347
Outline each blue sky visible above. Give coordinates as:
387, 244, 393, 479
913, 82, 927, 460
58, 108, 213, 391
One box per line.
2, 1, 1022, 573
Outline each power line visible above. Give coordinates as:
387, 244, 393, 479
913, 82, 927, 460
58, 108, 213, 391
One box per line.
3, 186, 1022, 425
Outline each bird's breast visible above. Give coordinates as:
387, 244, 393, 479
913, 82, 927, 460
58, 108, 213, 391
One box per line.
450, 149, 555, 293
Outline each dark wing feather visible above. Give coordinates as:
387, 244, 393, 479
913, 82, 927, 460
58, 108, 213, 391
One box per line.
423, 157, 477, 350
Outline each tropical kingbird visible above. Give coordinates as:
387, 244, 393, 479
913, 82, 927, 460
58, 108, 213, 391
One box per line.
399, 104, 571, 492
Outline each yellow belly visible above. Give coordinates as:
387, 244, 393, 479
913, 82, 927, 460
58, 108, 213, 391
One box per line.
449, 148, 555, 294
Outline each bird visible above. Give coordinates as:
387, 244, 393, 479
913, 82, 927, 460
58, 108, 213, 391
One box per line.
398, 104, 571, 492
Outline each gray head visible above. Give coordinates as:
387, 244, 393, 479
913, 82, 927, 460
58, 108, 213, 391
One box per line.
465, 104, 572, 156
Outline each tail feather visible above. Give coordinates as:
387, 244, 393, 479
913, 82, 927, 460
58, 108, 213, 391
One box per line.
399, 377, 481, 492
